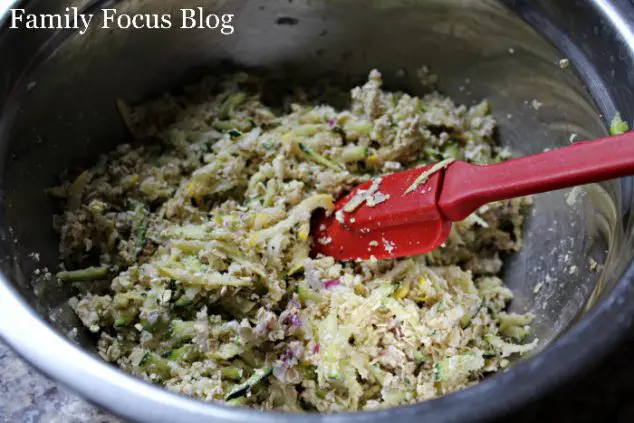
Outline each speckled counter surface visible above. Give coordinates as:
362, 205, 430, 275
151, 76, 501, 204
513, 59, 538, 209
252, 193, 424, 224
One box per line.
2, 335, 634, 423
0, 342, 120, 423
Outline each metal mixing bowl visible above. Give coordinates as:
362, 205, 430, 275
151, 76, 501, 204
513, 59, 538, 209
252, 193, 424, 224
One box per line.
1, 0, 634, 422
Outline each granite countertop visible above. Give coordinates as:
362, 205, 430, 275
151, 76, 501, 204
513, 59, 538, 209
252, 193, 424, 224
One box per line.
2, 334, 634, 423
0, 342, 120, 423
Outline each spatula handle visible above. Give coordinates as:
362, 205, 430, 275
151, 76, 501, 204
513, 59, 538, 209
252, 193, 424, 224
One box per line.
438, 131, 634, 221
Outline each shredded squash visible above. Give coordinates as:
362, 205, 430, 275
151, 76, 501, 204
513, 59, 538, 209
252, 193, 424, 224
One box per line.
53, 69, 535, 411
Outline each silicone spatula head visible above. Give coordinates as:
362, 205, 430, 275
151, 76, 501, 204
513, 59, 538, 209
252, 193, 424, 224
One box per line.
312, 131, 634, 261
310, 164, 451, 261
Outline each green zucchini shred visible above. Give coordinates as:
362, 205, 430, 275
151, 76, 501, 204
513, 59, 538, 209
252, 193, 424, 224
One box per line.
225, 365, 273, 401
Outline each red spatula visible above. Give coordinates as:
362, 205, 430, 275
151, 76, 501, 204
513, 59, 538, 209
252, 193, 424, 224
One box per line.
311, 131, 634, 261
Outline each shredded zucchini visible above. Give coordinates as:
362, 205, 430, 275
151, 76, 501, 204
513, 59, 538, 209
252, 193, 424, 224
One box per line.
404, 158, 455, 195
610, 112, 629, 135
57, 266, 109, 282
225, 366, 273, 401
53, 69, 535, 412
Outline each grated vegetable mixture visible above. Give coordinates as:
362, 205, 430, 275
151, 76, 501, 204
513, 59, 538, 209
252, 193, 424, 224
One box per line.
53, 70, 535, 411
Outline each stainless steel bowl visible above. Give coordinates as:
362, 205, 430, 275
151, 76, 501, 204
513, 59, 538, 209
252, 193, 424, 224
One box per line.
1, 0, 634, 422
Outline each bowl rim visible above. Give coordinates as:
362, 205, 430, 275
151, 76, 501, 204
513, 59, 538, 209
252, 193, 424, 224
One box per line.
2, 0, 634, 422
